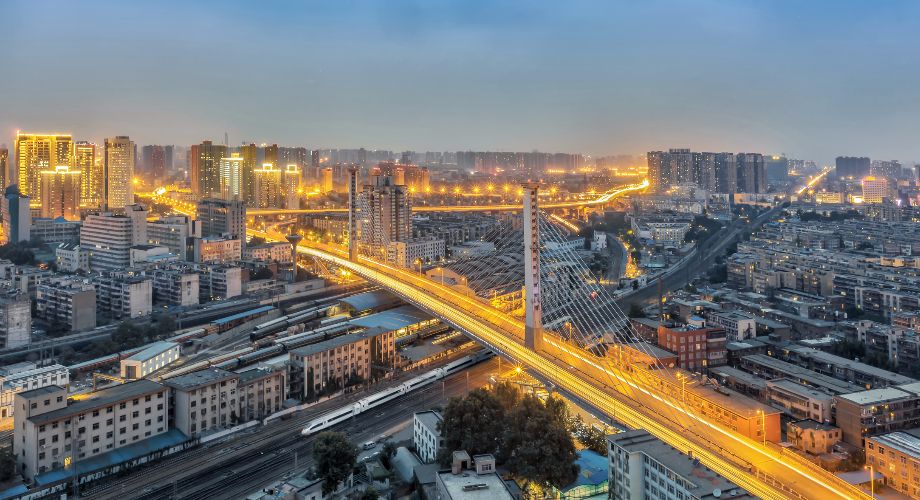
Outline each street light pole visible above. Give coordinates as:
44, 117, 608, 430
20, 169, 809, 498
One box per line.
865, 465, 875, 498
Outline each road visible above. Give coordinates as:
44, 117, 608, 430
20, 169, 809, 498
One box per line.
84, 357, 498, 500
291, 236, 868, 499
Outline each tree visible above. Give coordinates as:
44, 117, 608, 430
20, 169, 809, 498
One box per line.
568, 415, 607, 455
0, 450, 15, 482
438, 388, 506, 464
155, 314, 177, 338
252, 267, 274, 280
313, 431, 357, 495
502, 394, 579, 489
492, 381, 522, 412
112, 321, 145, 349
628, 303, 646, 318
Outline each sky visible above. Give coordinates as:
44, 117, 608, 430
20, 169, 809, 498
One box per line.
2, 0, 919, 164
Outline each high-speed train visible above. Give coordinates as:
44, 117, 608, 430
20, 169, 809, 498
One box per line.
301, 350, 493, 436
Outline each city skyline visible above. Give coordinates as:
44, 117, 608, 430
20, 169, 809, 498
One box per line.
5, 1, 920, 164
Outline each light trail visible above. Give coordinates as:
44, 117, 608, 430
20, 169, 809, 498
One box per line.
796, 167, 832, 195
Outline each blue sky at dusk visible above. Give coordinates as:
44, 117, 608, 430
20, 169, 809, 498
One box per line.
2, 0, 919, 163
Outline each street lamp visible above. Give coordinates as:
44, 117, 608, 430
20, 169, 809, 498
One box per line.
865, 465, 875, 498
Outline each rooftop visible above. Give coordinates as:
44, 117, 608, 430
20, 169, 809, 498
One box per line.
789, 419, 838, 432
767, 378, 834, 401
436, 469, 515, 500
609, 430, 753, 499
789, 346, 916, 384
837, 387, 912, 406
237, 366, 280, 384
868, 429, 920, 458
125, 341, 177, 362
28, 380, 165, 425
338, 289, 401, 313
164, 368, 237, 390
348, 305, 431, 332
741, 354, 863, 394
290, 330, 376, 357
212, 305, 275, 326
414, 410, 443, 432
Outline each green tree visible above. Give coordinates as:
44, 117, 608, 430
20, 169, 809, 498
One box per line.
313, 431, 357, 495
112, 321, 145, 349
502, 394, 579, 489
437, 388, 506, 464
155, 314, 177, 338
492, 381, 522, 412
628, 303, 646, 318
0, 449, 15, 482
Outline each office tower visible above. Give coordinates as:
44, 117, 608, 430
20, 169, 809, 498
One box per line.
646, 151, 669, 193
667, 148, 694, 186
14, 133, 72, 204
253, 163, 282, 208
714, 153, 737, 194
219, 153, 244, 200
141, 145, 168, 181
164, 145, 175, 173
74, 142, 100, 208
283, 164, 301, 209
192, 140, 227, 197
835, 156, 870, 179
196, 198, 246, 245
320, 168, 334, 193
419, 167, 430, 192
1, 185, 30, 243
39, 166, 81, 220
0, 146, 7, 189
764, 155, 789, 183
240, 143, 258, 205
861, 177, 889, 203
696, 152, 717, 192
736, 153, 765, 193
359, 175, 411, 247
104, 136, 135, 210
870, 160, 902, 180
263, 144, 278, 168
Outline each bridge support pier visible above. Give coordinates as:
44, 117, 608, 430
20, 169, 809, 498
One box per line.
347, 166, 359, 261
522, 182, 543, 352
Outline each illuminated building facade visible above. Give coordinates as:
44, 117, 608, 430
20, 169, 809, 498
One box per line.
253, 163, 282, 208
240, 143, 258, 205
191, 140, 227, 197
14, 133, 72, 205
283, 163, 301, 209
861, 176, 889, 204
219, 153, 243, 200
103, 136, 135, 210
39, 166, 81, 220
74, 141, 100, 208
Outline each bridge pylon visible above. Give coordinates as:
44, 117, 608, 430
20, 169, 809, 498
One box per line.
347, 166, 359, 261
522, 182, 543, 352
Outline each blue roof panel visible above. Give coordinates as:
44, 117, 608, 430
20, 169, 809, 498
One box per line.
348, 305, 431, 331
212, 305, 275, 325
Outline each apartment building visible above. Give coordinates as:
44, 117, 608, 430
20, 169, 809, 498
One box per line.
656, 324, 727, 370
193, 236, 242, 263
236, 367, 285, 421
147, 215, 197, 261
786, 419, 841, 455
0, 291, 31, 348
707, 311, 756, 341
151, 268, 199, 306
835, 383, 920, 446
54, 243, 89, 273
93, 274, 153, 320
0, 363, 69, 425
413, 410, 443, 464
165, 368, 239, 437
607, 430, 754, 500
35, 278, 96, 331
244, 242, 292, 263
13, 380, 168, 480
865, 429, 920, 498
289, 330, 395, 399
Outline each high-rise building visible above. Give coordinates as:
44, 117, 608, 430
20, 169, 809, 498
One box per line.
141, 145, 169, 181
764, 155, 789, 183
0, 146, 8, 190
736, 153, 766, 193
74, 142, 100, 208
219, 153, 244, 200
263, 144, 278, 168
714, 153, 737, 194
39, 166, 81, 220
696, 152, 717, 192
320, 167, 334, 193
81, 212, 138, 270
861, 176, 890, 203
835, 156, 870, 179
359, 175, 411, 248
667, 148, 694, 186
646, 151, 669, 193
192, 141, 227, 197
14, 133, 72, 204
283, 164, 301, 209
103, 136, 135, 210
196, 198, 246, 245
1, 185, 30, 243
870, 160, 902, 180
253, 163, 282, 208
240, 143, 258, 205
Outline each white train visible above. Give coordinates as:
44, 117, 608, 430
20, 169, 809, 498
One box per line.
301, 350, 493, 436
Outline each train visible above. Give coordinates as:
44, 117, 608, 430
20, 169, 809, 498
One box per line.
301, 349, 493, 436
